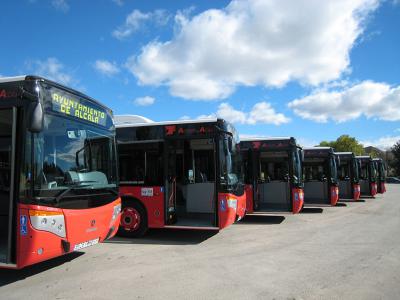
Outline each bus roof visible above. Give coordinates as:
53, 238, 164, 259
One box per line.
335, 152, 353, 155
0, 75, 112, 113
303, 147, 332, 151
0, 75, 28, 83
115, 117, 220, 128
240, 136, 293, 142
372, 157, 383, 161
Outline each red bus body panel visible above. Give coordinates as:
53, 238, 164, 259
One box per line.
218, 192, 246, 229
370, 183, 377, 197
292, 188, 304, 214
353, 184, 361, 200
380, 182, 386, 194
120, 186, 245, 230
245, 184, 303, 214
120, 186, 165, 228
14, 198, 120, 269
330, 186, 339, 206
245, 184, 254, 213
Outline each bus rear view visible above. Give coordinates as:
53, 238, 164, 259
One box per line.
241, 137, 304, 214
303, 147, 339, 206
116, 117, 246, 237
0, 76, 121, 269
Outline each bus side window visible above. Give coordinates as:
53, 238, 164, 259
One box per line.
119, 145, 145, 184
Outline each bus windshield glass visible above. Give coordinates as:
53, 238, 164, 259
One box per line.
292, 149, 302, 186
329, 156, 338, 184
219, 135, 243, 194
33, 113, 117, 203
352, 158, 359, 182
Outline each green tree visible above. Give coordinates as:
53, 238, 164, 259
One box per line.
391, 140, 400, 176
317, 135, 364, 155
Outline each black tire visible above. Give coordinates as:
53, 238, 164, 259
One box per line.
117, 199, 148, 238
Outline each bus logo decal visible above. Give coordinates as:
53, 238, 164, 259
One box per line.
20, 215, 28, 236
220, 199, 226, 212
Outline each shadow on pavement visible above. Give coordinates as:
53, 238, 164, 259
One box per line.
106, 229, 217, 246
239, 215, 285, 225
335, 203, 347, 207
0, 252, 84, 287
339, 199, 366, 203
301, 207, 324, 214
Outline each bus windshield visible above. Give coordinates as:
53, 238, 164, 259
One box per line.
329, 156, 338, 184
219, 135, 243, 195
33, 113, 117, 204
352, 158, 359, 183
292, 149, 302, 187
370, 161, 378, 182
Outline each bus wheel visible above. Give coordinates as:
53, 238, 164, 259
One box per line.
118, 201, 148, 238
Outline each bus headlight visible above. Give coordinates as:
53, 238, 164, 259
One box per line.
29, 210, 66, 238
227, 198, 238, 210
112, 203, 121, 221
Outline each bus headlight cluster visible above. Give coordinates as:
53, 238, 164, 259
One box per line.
112, 203, 122, 221
29, 210, 66, 238
227, 198, 238, 210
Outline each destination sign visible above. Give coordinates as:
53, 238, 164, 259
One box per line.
51, 90, 107, 126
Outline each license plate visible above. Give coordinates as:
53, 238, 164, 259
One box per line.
73, 238, 99, 251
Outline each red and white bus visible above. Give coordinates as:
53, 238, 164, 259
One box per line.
356, 155, 378, 197
303, 147, 339, 206
116, 117, 246, 237
335, 152, 361, 201
240, 137, 304, 214
0, 76, 121, 269
373, 158, 386, 194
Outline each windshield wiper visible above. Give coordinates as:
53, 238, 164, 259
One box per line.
53, 184, 93, 203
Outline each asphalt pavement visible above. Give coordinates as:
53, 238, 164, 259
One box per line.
1, 184, 399, 299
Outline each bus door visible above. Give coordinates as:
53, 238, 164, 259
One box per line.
0, 108, 16, 265
251, 150, 261, 211
304, 161, 329, 203
258, 151, 291, 211
165, 139, 216, 228
165, 140, 179, 225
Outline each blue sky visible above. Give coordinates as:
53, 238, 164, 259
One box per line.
1, 0, 399, 149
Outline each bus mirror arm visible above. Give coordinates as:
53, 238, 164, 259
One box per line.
27, 102, 44, 133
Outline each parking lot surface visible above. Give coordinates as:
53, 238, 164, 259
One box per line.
1, 185, 399, 300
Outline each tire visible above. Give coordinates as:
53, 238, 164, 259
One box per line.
117, 199, 148, 238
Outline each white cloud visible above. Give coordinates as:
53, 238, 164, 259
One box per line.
28, 57, 75, 86
112, 0, 124, 6
196, 101, 290, 125
94, 60, 120, 77
113, 9, 170, 40
134, 96, 155, 106
127, 0, 379, 100
288, 81, 400, 123
52, 0, 69, 12
361, 136, 400, 150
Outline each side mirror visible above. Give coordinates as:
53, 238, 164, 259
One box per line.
28, 102, 43, 133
